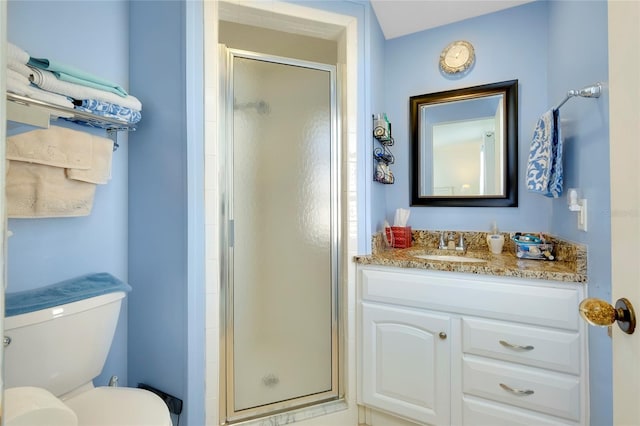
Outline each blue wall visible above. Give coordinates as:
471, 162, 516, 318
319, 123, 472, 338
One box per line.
128, 1, 205, 425
7, 0, 130, 389
381, 1, 551, 233
546, 1, 611, 423
373, 1, 612, 423
367, 1, 389, 241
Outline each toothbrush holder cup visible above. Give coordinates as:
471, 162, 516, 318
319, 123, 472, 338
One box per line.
486, 234, 505, 254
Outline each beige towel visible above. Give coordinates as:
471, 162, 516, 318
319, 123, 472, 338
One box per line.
66, 135, 113, 184
7, 126, 93, 169
6, 161, 96, 218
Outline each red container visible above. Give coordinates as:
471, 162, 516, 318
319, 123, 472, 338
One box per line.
385, 226, 412, 248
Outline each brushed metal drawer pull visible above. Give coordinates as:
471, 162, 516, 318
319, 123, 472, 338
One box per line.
499, 383, 534, 396
499, 340, 534, 351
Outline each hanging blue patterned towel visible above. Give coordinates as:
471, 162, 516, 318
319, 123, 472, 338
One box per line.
526, 108, 563, 198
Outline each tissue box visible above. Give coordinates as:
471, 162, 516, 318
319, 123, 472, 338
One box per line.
385, 226, 412, 248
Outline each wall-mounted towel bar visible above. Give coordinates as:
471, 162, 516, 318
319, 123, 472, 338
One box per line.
554, 82, 602, 110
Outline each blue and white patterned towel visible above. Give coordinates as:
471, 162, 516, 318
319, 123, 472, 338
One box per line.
74, 99, 142, 124
526, 109, 563, 198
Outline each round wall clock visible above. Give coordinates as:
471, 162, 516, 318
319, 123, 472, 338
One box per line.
439, 40, 475, 74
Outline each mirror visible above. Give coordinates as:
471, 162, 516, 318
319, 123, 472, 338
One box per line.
410, 80, 518, 207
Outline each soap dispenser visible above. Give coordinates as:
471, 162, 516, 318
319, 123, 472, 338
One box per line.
486, 221, 505, 254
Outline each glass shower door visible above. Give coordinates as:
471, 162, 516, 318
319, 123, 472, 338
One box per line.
224, 49, 338, 421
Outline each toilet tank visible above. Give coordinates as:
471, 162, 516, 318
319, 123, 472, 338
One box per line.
4, 273, 131, 398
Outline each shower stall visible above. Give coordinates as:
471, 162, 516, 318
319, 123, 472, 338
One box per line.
219, 47, 340, 423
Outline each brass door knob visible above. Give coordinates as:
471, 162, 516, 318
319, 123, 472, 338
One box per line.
579, 297, 636, 334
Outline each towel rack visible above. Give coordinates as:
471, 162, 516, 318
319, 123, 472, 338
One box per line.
554, 82, 602, 110
6, 93, 136, 151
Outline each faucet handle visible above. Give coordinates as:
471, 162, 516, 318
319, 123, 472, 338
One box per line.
456, 233, 466, 251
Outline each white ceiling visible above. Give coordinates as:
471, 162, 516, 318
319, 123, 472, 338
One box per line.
370, 0, 536, 39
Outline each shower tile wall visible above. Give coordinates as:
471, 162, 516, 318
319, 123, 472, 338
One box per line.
204, 3, 221, 424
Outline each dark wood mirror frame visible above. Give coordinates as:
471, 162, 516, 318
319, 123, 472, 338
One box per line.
410, 80, 518, 207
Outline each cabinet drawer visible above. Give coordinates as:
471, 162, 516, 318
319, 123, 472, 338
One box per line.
462, 318, 581, 374
463, 396, 580, 426
463, 356, 581, 421
360, 269, 581, 330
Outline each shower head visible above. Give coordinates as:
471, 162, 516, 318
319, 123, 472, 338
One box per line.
234, 99, 271, 115
254, 100, 271, 115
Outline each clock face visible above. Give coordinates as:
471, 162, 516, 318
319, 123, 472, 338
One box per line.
440, 41, 475, 74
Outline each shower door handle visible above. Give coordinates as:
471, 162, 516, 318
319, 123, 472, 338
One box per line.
229, 220, 234, 247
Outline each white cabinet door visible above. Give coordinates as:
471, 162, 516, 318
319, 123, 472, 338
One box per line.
361, 302, 451, 425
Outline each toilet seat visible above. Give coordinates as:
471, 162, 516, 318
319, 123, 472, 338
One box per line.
64, 387, 172, 426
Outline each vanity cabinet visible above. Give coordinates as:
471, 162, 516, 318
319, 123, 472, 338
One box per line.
357, 266, 588, 426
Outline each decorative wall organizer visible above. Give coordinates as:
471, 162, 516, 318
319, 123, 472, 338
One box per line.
373, 113, 394, 184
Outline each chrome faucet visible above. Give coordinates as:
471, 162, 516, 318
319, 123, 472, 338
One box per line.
438, 232, 447, 249
438, 231, 467, 251
439, 232, 463, 250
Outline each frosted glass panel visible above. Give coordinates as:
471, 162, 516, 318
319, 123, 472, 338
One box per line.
232, 57, 333, 411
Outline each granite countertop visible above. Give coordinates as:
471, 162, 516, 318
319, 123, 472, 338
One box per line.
354, 230, 587, 283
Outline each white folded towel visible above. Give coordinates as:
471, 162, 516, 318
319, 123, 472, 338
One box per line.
29, 66, 142, 111
6, 76, 75, 109
7, 126, 93, 170
7, 68, 30, 86
6, 73, 30, 96
6, 161, 96, 218
7, 42, 30, 65
8, 60, 32, 78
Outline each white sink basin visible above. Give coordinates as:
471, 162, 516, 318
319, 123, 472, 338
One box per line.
413, 254, 487, 263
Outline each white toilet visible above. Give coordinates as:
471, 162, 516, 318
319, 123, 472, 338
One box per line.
4, 273, 173, 426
